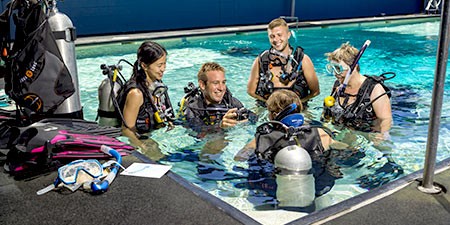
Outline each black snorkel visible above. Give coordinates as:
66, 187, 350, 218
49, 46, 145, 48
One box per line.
338, 40, 371, 96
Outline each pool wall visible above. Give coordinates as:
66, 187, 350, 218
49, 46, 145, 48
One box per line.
0, 0, 424, 36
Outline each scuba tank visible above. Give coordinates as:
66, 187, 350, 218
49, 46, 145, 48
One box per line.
274, 145, 315, 208
98, 75, 121, 127
97, 63, 124, 127
47, 0, 82, 118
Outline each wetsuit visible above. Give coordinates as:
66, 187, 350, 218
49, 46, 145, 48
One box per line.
183, 88, 244, 127
118, 79, 174, 134
255, 46, 310, 104
322, 75, 391, 132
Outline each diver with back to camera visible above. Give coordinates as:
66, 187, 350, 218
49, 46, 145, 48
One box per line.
234, 90, 347, 210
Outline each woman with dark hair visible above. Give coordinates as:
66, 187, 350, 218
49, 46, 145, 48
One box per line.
120, 41, 174, 150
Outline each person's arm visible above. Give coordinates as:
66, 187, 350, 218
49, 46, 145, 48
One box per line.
247, 57, 267, 102
121, 88, 165, 161
371, 83, 392, 133
300, 54, 320, 103
121, 88, 144, 146
234, 138, 256, 161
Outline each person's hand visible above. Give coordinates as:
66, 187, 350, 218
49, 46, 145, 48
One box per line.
139, 139, 165, 162
219, 108, 239, 128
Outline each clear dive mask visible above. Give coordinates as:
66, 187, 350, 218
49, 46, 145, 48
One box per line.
325, 62, 349, 76
58, 159, 104, 185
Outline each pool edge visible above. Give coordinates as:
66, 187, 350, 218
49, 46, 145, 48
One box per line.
75, 14, 439, 46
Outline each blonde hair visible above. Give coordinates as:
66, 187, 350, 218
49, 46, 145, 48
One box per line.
268, 18, 288, 30
197, 62, 225, 82
325, 42, 360, 72
266, 89, 303, 114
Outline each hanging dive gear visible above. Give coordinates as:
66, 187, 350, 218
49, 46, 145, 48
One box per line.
47, 0, 82, 118
1, 0, 78, 121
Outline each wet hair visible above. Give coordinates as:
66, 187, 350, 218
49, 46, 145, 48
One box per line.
131, 41, 167, 87
268, 18, 288, 30
325, 42, 360, 72
266, 89, 303, 115
197, 62, 225, 83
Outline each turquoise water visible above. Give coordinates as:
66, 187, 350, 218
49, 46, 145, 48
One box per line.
76, 18, 450, 223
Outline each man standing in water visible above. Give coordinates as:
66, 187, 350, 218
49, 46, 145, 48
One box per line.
247, 18, 320, 107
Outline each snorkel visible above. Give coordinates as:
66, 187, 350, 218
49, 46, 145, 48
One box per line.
324, 40, 371, 107
36, 145, 124, 195
339, 40, 371, 96
91, 145, 122, 194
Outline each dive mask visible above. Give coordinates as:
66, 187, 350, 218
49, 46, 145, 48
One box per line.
269, 48, 290, 66
58, 159, 103, 185
325, 62, 349, 76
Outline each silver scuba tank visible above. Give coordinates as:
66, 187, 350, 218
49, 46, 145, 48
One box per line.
98, 77, 121, 127
274, 145, 315, 208
47, 1, 82, 117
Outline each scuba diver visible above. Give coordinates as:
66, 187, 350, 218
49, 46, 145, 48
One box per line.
115, 41, 175, 156
322, 42, 393, 134
322, 42, 403, 189
247, 18, 320, 107
234, 90, 346, 210
179, 62, 257, 132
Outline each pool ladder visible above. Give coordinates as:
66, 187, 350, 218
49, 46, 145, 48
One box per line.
280, 0, 299, 29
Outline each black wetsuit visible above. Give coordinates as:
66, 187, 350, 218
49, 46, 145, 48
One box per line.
182, 89, 244, 130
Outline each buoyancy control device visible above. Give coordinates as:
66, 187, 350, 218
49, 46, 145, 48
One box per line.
0, 0, 82, 121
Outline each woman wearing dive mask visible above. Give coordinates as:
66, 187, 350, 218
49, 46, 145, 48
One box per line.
323, 42, 392, 134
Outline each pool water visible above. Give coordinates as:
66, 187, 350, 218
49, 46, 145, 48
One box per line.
76, 18, 450, 224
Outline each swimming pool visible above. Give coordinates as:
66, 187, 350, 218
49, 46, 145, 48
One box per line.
76, 17, 450, 224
